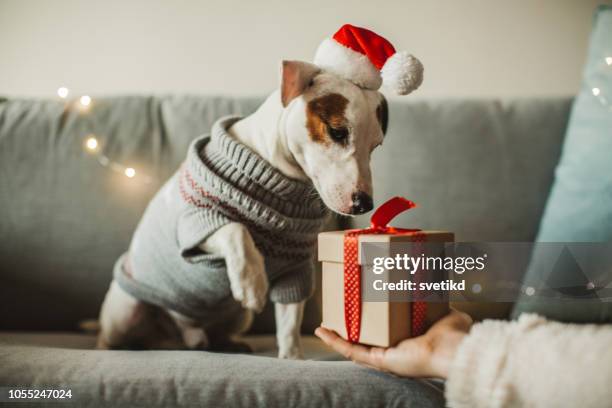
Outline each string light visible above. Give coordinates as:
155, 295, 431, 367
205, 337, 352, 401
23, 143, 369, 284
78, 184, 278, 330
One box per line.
73, 100, 154, 183
83, 138, 153, 183
124, 167, 136, 178
85, 135, 98, 151
587, 56, 612, 112
79, 95, 92, 107
57, 87, 69, 99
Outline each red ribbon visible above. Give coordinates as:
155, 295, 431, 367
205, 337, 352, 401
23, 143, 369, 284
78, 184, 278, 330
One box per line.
343, 196, 427, 343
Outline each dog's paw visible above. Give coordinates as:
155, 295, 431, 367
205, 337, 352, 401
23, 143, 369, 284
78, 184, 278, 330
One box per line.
229, 251, 268, 313
96, 335, 110, 350
234, 268, 268, 312
182, 326, 209, 350
278, 346, 304, 360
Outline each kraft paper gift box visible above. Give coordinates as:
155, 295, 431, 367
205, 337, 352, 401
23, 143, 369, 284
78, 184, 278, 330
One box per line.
318, 197, 454, 347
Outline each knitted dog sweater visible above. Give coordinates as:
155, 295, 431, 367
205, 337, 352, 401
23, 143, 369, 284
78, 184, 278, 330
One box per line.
114, 116, 328, 319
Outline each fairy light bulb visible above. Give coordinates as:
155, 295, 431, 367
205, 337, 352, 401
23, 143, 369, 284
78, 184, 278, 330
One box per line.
592, 87, 601, 96
606, 57, 612, 66
57, 87, 69, 99
80, 95, 92, 107
85, 136, 98, 151
124, 167, 136, 178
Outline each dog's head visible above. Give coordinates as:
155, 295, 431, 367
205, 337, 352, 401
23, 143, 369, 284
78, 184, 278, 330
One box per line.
280, 60, 388, 216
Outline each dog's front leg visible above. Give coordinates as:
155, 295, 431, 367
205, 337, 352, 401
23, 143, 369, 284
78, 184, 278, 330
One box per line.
201, 223, 268, 312
275, 301, 305, 359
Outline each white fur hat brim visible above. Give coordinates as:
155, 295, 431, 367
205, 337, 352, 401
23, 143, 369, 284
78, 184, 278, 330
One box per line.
313, 38, 383, 90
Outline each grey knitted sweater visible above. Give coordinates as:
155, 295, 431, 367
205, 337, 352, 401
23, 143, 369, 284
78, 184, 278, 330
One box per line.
115, 116, 328, 319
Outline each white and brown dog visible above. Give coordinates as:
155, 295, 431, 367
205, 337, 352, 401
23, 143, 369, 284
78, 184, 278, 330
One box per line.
98, 24, 422, 358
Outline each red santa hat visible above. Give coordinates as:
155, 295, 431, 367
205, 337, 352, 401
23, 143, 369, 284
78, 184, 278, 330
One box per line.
313, 24, 423, 95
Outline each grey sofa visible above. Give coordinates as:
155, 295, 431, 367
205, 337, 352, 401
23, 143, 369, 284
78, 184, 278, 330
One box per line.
0, 95, 571, 407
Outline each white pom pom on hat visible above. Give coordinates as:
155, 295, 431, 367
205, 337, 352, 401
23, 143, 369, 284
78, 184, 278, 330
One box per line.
380, 51, 424, 95
313, 24, 423, 95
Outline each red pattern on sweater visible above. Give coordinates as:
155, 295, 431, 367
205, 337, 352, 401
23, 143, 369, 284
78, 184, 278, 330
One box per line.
178, 166, 315, 261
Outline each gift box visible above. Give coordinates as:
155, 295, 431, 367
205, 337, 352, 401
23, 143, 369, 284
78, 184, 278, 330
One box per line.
318, 197, 454, 347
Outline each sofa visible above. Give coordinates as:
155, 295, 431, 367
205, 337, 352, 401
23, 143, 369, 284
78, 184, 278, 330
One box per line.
0, 95, 571, 407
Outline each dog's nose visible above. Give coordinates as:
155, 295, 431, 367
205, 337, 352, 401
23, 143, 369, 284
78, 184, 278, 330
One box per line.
351, 191, 374, 215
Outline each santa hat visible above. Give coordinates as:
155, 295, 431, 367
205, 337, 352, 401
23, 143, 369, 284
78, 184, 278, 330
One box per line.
313, 24, 423, 95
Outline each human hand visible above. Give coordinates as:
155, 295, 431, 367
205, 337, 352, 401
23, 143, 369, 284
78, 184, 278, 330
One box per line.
315, 309, 473, 379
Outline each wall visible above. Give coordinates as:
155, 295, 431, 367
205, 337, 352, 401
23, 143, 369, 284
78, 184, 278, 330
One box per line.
1, 0, 609, 99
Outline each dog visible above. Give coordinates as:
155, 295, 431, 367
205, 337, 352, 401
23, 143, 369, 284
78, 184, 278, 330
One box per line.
97, 24, 422, 358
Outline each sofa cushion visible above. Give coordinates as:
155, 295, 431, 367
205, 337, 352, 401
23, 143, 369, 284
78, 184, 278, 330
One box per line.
0, 333, 445, 407
512, 6, 612, 322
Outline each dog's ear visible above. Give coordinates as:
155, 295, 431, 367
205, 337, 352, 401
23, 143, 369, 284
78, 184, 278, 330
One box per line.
376, 95, 389, 135
280, 60, 320, 107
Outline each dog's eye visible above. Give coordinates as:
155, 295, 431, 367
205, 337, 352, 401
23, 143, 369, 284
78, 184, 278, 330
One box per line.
327, 125, 349, 143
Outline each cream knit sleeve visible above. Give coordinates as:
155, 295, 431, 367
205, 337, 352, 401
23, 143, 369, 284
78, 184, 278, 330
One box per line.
445, 313, 612, 408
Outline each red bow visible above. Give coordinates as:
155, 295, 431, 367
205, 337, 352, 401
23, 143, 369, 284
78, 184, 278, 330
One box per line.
343, 196, 427, 343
